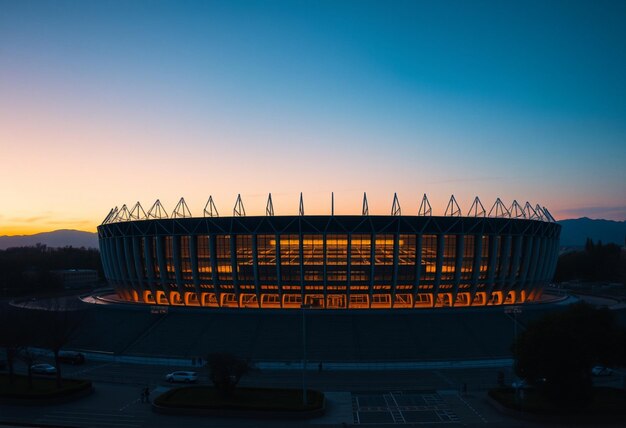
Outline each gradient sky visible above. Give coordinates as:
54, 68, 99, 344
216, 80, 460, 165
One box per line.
1, 0, 625, 234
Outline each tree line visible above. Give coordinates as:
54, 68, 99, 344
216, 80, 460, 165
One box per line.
0, 245, 103, 296
554, 239, 625, 284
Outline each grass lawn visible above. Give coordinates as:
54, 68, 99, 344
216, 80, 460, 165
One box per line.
0, 373, 91, 399
154, 386, 324, 412
489, 387, 626, 416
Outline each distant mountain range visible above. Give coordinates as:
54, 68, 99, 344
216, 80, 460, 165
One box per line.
0, 218, 624, 250
557, 218, 625, 248
0, 229, 98, 250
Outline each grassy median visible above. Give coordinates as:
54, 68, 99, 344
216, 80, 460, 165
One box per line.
0, 373, 91, 400
154, 386, 324, 412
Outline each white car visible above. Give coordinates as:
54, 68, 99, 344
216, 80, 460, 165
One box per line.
165, 371, 198, 383
592, 366, 613, 376
31, 363, 57, 375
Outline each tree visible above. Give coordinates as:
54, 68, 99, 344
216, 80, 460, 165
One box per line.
0, 304, 25, 385
2, 307, 47, 390
513, 302, 625, 408
207, 353, 250, 398
38, 298, 87, 388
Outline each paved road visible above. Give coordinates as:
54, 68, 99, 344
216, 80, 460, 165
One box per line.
17, 358, 520, 392
2, 360, 625, 427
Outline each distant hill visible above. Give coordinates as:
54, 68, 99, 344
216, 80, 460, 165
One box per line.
557, 218, 626, 248
0, 229, 98, 250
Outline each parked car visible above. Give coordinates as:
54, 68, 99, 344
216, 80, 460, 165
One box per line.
58, 351, 85, 365
592, 366, 613, 376
165, 371, 198, 383
31, 363, 57, 375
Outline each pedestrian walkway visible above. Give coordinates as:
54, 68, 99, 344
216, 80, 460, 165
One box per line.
36, 410, 144, 428
350, 390, 466, 425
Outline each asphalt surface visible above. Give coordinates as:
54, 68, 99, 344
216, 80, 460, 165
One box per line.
2, 359, 624, 428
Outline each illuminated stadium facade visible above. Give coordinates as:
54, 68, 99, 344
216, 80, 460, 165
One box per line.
98, 195, 560, 309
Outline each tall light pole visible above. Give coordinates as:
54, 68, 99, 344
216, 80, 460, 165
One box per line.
301, 303, 312, 405
505, 305, 523, 347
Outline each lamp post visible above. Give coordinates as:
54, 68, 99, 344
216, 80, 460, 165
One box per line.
301, 303, 312, 405
505, 305, 523, 350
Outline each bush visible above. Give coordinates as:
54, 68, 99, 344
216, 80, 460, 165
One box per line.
512, 302, 625, 408
489, 387, 626, 417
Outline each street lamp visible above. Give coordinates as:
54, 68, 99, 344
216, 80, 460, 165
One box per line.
301, 303, 312, 405
505, 306, 522, 341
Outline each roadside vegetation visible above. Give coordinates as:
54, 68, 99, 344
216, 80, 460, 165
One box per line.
0, 301, 89, 398
0, 245, 103, 296
490, 302, 626, 417
555, 239, 625, 286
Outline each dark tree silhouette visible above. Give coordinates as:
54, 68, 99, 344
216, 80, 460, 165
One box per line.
38, 298, 87, 388
0, 245, 103, 296
12, 309, 46, 390
554, 239, 624, 284
0, 305, 25, 385
513, 302, 625, 408
207, 353, 250, 398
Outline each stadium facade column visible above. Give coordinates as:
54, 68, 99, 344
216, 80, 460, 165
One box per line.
322, 231, 328, 308
123, 236, 138, 295
252, 234, 261, 306
109, 236, 122, 285
412, 234, 423, 308
142, 237, 153, 299
115, 236, 130, 292
451, 233, 464, 306
230, 234, 241, 305
534, 235, 550, 288
144, 236, 163, 302
131, 235, 147, 298
155, 235, 171, 303
484, 234, 498, 302
526, 235, 546, 302
189, 235, 202, 297
110, 237, 121, 287
275, 232, 283, 308
369, 232, 376, 309
469, 233, 483, 305
100, 237, 114, 285
541, 234, 558, 299
547, 235, 560, 282
503, 235, 523, 302
299, 228, 305, 305
172, 235, 185, 295
513, 235, 532, 301
346, 233, 352, 308
209, 234, 221, 307
390, 228, 400, 307
547, 234, 560, 280
432, 233, 444, 306
494, 234, 512, 304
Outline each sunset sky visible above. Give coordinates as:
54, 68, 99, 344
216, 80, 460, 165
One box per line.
1, 0, 625, 235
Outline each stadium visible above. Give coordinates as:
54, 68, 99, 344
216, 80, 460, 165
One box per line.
97, 194, 561, 310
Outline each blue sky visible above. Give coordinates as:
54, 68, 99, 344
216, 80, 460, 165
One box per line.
0, 0, 625, 233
